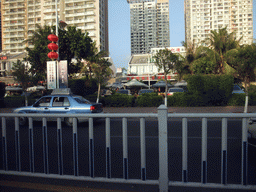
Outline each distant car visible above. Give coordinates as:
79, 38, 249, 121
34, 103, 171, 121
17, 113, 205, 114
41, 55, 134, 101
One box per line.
116, 89, 131, 95
138, 89, 154, 95
12, 88, 103, 126
232, 85, 245, 94
101, 89, 112, 97
248, 116, 256, 140
167, 87, 184, 96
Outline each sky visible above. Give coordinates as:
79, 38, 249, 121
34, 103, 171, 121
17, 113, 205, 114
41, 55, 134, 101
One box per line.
108, 0, 256, 70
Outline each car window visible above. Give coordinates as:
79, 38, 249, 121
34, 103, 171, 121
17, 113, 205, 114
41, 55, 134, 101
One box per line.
169, 88, 183, 92
74, 96, 91, 104
233, 85, 241, 90
117, 90, 128, 94
52, 97, 70, 107
34, 97, 52, 107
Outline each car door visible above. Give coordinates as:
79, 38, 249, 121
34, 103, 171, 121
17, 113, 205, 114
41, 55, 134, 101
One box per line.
49, 96, 71, 120
31, 96, 52, 120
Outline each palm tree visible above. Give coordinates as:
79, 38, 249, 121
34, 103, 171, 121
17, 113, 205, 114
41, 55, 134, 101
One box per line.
206, 27, 241, 74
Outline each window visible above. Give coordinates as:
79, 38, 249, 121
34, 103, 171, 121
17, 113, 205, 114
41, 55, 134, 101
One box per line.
34, 97, 52, 107
52, 97, 70, 107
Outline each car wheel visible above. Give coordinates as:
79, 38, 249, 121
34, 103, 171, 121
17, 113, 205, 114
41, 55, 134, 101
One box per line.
65, 117, 73, 127
19, 114, 28, 126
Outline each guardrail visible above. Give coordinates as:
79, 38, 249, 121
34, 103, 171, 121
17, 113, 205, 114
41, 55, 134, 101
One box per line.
1, 105, 256, 192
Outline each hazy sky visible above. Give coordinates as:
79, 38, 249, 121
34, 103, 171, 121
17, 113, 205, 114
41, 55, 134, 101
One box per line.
108, 0, 256, 70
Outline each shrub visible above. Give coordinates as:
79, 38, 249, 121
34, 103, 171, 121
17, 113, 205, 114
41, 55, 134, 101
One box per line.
184, 74, 233, 106
104, 94, 135, 107
227, 93, 245, 106
136, 94, 163, 107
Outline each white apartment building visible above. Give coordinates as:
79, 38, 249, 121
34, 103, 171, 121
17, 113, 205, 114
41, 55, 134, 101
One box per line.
127, 0, 170, 55
0, 0, 108, 75
184, 0, 253, 46
127, 46, 185, 76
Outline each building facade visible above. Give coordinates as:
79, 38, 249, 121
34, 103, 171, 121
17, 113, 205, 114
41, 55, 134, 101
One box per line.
127, 0, 170, 55
127, 46, 185, 78
184, 0, 253, 46
0, 0, 109, 76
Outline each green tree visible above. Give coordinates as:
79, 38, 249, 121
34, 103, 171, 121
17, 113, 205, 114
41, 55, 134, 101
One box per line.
205, 27, 241, 74
153, 48, 180, 106
226, 44, 256, 112
24, 25, 51, 82
91, 58, 113, 103
12, 60, 31, 106
24, 24, 95, 82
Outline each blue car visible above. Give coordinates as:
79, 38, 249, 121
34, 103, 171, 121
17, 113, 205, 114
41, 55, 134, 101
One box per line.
13, 88, 103, 126
232, 84, 245, 94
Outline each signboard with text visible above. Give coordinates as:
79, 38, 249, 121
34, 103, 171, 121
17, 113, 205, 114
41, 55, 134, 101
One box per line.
58, 60, 68, 88
47, 61, 57, 89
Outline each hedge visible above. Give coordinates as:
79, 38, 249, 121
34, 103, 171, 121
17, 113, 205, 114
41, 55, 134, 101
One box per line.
136, 93, 163, 107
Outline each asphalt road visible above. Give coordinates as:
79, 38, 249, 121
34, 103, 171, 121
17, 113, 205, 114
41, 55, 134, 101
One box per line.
1, 117, 256, 186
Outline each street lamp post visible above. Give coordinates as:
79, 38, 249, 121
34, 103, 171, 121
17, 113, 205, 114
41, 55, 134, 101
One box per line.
56, 0, 59, 89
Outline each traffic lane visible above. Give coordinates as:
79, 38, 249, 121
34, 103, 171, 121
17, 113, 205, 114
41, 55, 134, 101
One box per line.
0, 118, 256, 184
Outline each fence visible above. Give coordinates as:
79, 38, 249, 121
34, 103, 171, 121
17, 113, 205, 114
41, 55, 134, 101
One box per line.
1, 105, 256, 192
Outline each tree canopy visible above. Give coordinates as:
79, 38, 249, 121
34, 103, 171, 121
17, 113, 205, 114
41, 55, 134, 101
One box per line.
24, 24, 95, 81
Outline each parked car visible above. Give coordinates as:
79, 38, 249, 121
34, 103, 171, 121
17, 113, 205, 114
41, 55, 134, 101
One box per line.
232, 84, 245, 94
116, 89, 131, 95
138, 89, 154, 95
248, 117, 256, 140
167, 87, 184, 96
12, 88, 103, 126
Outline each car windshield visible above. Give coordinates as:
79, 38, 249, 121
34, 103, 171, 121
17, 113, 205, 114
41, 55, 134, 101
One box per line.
73, 96, 91, 104
169, 88, 183, 92
139, 90, 153, 94
117, 90, 128, 94
233, 85, 241, 90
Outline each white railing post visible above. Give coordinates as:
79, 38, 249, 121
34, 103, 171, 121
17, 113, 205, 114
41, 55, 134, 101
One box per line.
158, 105, 168, 192
42, 118, 49, 174
221, 118, 227, 185
140, 117, 146, 181
123, 117, 128, 179
201, 118, 207, 184
29, 117, 34, 173
182, 118, 188, 182
106, 117, 111, 178
15, 117, 21, 171
242, 118, 248, 185
2, 117, 7, 171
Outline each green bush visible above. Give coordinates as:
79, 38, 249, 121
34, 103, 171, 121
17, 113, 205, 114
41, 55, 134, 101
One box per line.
184, 74, 233, 106
167, 92, 205, 107
227, 93, 245, 106
136, 93, 163, 107
104, 94, 135, 107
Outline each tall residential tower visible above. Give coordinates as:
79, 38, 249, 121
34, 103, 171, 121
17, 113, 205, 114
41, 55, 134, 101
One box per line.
127, 0, 170, 55
184, 0, 253, 46
1, 0, 109, 55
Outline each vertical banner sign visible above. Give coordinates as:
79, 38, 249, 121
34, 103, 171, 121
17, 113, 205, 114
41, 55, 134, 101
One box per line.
58, 60, 68, 88
47, 61, 57, 89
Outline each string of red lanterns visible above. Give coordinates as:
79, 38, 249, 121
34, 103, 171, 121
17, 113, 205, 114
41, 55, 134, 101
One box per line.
47, 34, 59, 60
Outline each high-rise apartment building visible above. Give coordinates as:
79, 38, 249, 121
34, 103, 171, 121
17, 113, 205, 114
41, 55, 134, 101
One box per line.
1, 0, 108, 55
127, 0, 170, 55
184, 0, 253, 46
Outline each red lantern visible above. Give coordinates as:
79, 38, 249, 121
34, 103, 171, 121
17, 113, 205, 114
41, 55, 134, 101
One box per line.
47, 34, 58, 42
48, 52, 59, 59
47, 43, 58, 50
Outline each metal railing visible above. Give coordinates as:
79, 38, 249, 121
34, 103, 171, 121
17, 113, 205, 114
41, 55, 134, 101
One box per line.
1, 105, 256, 192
